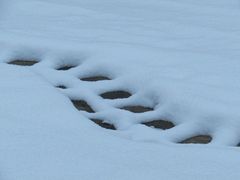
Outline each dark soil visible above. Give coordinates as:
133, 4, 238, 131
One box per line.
90, 118, 116, 130
71, 100, 95, 113
180, 135, 212, 144
8, 60, 39, 66
100, 90, 132, 99
142, 120, 175, 130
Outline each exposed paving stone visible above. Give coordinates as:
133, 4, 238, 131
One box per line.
142, 120, 175, 130
81, 76, 111, 81
179, 135, 212, 144
121, 106, 154, 113
100, 90, 132, 99
56, 85, 67, 89
8, 60, 39, 66
57, 65, 77, 71
90, 118, 116, 130
71, 99, 95, 113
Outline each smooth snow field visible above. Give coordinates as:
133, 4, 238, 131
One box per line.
1, 0, 240, 179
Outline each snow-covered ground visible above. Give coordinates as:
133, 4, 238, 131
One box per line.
1, 0, 240, 179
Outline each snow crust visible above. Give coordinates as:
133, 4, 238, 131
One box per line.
1, 0, 240, 179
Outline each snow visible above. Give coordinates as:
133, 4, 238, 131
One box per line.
1, 0, 240, 179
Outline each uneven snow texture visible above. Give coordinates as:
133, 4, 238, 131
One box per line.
1, 0, 240, 179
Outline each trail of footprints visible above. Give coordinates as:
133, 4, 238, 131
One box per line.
6, 58, 217, 145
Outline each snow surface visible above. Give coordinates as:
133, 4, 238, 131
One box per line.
1, 0, 240, 179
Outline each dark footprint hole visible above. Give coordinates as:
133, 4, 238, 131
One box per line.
142, 120, 175, 130
100, 90, 132, 100
71, 99, 95, 113
56, 85, 67, 89
121, 106, 154, 113
57, 65, 77, 71
8, 59, 39, 66
179, 135, 212, 144
90, 119, 116, 130
81, 76, 111, 82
